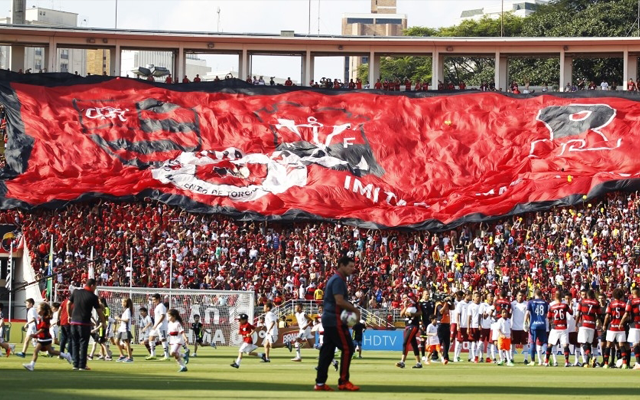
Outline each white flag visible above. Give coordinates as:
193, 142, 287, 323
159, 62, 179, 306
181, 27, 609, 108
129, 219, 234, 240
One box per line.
88, 246, 95, 279
5, 241, 12, 290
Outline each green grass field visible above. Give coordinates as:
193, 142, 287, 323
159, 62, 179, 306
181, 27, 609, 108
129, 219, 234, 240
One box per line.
0, 345, 636, 400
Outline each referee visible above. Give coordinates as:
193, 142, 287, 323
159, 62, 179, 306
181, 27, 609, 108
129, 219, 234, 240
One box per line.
67, 279, 105, 371
314, 256, 360, 392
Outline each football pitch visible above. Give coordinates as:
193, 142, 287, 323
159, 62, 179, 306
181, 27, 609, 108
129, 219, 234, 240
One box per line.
0, 346, 636, 400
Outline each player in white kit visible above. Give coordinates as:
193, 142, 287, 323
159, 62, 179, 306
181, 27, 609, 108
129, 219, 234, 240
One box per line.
510, 292, 529, 364
146, 294, 170, 360
262, 302, 278, 362
290, 304, 314, 362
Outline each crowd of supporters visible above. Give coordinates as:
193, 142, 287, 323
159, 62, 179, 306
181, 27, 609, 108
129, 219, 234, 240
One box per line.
1, 191, 639, 313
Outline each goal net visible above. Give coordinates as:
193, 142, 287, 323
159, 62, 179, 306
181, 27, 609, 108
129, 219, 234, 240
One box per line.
96, 287, 254, 347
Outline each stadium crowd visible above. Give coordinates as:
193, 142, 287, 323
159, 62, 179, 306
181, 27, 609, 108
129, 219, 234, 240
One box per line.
1, 191, 639, 315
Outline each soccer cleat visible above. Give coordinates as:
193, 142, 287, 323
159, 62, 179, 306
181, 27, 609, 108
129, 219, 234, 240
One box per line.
86, 356, 93, 361
285, 341, 293, 352
15, 352, 25, 358
291, 357, 302, 362
261, 353, 268, 362
603, 364, 609, 369
425, 361, 431, 365
261, 358, 271, 363
497, 361, 504, 366
528, 362, 536, 366
63, 353, 73, 364
230, 362, 239, 369
421, 356, 427, 362
179, 366, 188, 372
523, 359, 528, 365
564, 363, 571, 368
314, 384, 334, 391
574, 362, 582, 367
124, 358, 133, 363
442, 359, 449, 365
480, 357, 484, 363
333, 360, 339, 371
79, 367, 91, 371
192, 353, 197, 357
162, 356, 171, 361
210, 342, 217, 349
584, 363, 591, 368
395, 362, 405, 369
184, 352, 190, 365
97, 355, 104, 360
486, 357, 493, 363
145, 356, 157, 360
621, 364, 629, 370
338, 382, 360, 391
116, 356, 126, 362
23, 363, 34, 371
104, 356, 113, 361
412, 363, 423, 369
506, 362, 515, 367
553, 362, 558, 367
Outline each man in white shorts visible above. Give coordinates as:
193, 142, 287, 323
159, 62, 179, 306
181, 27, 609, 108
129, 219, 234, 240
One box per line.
545, 292, 572, 367
290, 304, 314, 362
262, 302, 278, 362
510, 291, 529, 364
146, 294, 169, 360
16, 298, 37, 358
602, 289, 629, 368
576, 289, 601, 367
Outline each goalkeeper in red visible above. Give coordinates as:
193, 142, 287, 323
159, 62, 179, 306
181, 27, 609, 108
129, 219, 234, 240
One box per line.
314, 256, 360, 392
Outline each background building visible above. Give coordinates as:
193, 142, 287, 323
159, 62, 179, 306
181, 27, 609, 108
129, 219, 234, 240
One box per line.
0, 7, 87, 74
120, 51, 211, 79
459, 0, 547, 23
342, 0, 407, 81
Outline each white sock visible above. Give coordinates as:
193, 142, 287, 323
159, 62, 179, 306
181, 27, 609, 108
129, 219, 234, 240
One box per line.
582, 347, 588, 363
477, 342, 483, 359
505, 350, 512, 362
470, 342, 475, 360
490, 343, 496, 359
552, 346, 558, 364
150, 342, 156, 357
236, 356, 242, 365
296, 343, 301, 358
454, 341, 461, 359
537, 347, 543, 363
29, 360, 35, 367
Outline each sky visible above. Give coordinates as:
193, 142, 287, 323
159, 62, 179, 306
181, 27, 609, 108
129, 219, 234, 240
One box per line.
0, 0, 505, 80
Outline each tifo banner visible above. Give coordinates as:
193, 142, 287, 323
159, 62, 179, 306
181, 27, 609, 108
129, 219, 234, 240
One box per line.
2, 71, 640, 229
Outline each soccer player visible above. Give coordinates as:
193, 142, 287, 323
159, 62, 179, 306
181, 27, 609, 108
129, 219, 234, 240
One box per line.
479, 293, 493, 363
167, 309, 189, 372
467, 292, 482, 363
115, 298, 134, 363
22, 302, 72, 371
454, 291, 470, 362
191, 314, 204, 357
147, 294, 169, 360
621, 287, 640, 369
545, 291, 572, 367
396, 293, 423, 369
0, 303, 16, 356
262, 303, 277, 362
511, 291, 529, 364
138, 307, 153, 354
230, 313, 266, 368
524, 289, 549, 366
575, 289, 601, 368
496, 308, 514, 366
16, 298, 37, 358
291, 304, 314, 362
564, 293, 581, 366
314, 256, 360, 392
351, 319, 366, 359
603, 288, 629, 369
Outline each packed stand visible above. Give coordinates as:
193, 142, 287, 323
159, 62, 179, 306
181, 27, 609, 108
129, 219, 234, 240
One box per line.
0, 192, 637, 316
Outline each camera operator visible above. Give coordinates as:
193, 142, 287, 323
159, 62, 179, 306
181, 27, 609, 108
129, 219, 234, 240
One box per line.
435, 293, 453, 364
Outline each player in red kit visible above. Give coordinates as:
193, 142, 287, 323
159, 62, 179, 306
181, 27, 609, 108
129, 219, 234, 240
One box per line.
621, 287, 640, 369
545, 291, 572, 367
603, 289, 629, 369
230, 313, 267, 368
575, 289, 601, 367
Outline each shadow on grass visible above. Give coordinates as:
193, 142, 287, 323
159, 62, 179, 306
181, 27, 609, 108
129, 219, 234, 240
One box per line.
1, 368, 638, 399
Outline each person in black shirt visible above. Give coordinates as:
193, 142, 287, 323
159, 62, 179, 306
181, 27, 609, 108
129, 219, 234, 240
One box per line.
67, 279, 105, 371
396, 293, 423, 369
351, 320, 366, 359
191, 314, 204, 356
314, 256, 360, 392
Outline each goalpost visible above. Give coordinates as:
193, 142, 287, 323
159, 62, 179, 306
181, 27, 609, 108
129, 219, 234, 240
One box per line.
96, 287, 255, 347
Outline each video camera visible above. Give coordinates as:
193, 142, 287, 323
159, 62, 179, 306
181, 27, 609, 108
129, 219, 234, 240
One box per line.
433, 292, 452, 304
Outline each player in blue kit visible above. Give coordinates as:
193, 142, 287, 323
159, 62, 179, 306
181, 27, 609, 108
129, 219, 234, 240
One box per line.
524, 289, 549, 366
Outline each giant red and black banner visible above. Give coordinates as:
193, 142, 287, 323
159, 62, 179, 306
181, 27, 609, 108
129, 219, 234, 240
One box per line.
1, 71, 640, 229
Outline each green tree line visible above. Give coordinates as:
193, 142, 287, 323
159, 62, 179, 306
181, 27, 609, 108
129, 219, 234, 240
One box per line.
357, 0, 640, 87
